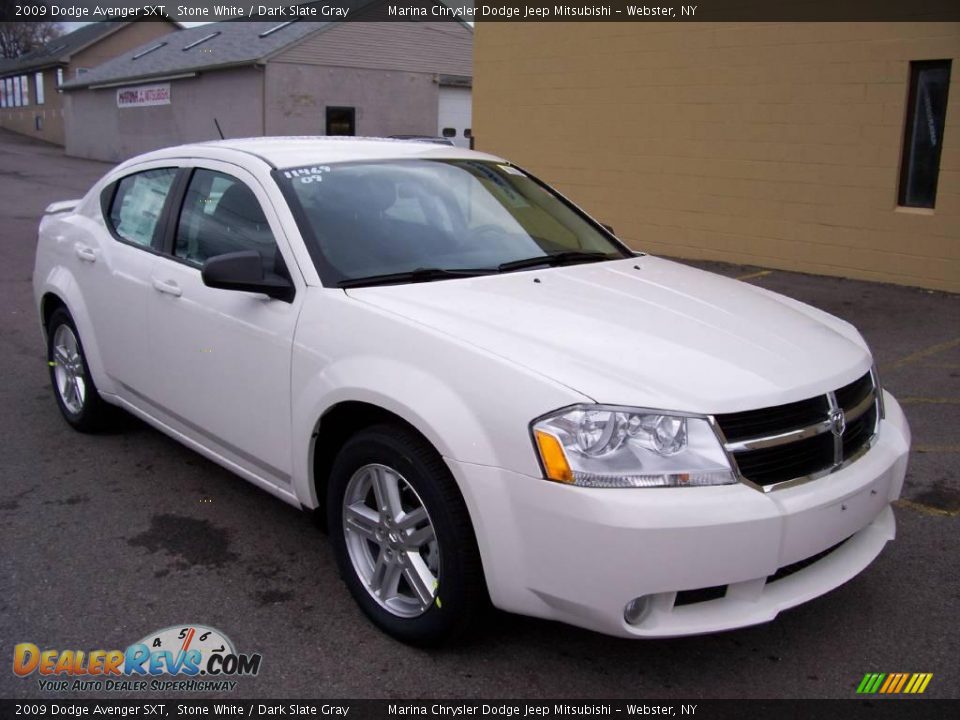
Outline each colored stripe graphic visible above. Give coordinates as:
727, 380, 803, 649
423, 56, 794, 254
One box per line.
857, 673, 933, 694
879, 674, 896, 693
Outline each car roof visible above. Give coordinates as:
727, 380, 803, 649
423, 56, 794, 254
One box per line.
129, 136, 504, 169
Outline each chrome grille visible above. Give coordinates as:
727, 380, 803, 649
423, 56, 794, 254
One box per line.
714, 371, 881, 490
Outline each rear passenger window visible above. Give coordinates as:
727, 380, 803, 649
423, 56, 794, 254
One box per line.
107, 168, 177, 248
174, 169, 280, 272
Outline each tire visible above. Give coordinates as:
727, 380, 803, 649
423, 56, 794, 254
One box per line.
47, 307, 112, 433
327, 424, 487, 646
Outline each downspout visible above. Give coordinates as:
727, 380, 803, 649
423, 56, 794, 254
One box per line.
258, 62, 267, 137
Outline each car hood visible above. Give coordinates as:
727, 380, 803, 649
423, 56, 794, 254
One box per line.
345, 257, 872, 413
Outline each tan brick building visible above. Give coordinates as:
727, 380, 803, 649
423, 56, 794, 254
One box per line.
474, 22, 960, 292
0, 21, 178, 146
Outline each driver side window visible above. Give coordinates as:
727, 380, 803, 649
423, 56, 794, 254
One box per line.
174, 169, 280, 273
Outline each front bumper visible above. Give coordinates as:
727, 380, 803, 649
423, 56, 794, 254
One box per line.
448, 391, 910, 638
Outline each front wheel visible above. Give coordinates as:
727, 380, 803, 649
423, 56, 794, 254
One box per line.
327, 424, 487, 645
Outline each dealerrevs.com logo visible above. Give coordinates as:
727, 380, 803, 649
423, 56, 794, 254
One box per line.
13, 625, 262, 692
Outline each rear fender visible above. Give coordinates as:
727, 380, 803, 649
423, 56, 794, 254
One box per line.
37, 265, 115, 397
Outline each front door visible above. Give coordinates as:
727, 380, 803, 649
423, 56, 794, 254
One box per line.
143, 162, 303, 490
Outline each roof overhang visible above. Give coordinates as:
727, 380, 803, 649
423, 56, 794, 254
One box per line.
64, 60, 262, 91
88, 72, 199, 90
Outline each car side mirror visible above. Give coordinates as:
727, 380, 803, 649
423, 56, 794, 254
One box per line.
600, 223, 616, 235
201, 251, 294, 303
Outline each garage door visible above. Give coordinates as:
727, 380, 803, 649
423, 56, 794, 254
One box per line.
438, 86, 472, 149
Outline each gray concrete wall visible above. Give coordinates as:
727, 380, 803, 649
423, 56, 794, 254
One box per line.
64, 67, 263, 162
264, 62, 438, 138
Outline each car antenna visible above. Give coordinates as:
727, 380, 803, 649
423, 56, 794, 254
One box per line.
214, 118, 225, 140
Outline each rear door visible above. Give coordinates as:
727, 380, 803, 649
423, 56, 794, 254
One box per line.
88, 163, 181, 395
143, 161, 303, 491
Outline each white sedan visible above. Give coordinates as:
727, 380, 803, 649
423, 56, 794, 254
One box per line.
33, 138, 911, 645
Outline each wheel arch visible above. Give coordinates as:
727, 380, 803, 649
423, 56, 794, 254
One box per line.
309, 400, 449, 528
40, 291, 67, 337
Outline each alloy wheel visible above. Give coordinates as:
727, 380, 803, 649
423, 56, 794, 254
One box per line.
342, 463, 440, 618
52, 324, 87, 415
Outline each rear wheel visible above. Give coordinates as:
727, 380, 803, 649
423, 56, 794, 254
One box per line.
47, 307, 111, 432
328, 424, 486, 645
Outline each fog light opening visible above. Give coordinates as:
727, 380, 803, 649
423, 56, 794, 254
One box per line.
624, 596, 651, 626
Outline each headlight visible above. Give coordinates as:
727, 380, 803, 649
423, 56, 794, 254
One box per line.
532, 405, 736, 488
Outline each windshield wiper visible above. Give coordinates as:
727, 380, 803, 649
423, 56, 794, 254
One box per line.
497, 251, 617, 273
338, 267, 496, 288
339, 252, 619, 287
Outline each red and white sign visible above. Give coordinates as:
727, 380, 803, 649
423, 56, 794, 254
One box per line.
117, 84, 170, 108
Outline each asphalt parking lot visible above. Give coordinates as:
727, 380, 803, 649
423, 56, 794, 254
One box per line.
1, 129, 957, 700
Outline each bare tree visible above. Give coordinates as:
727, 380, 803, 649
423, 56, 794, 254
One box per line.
0, 21, 62, 60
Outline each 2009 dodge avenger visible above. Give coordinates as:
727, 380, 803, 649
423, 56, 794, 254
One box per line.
33, 137, 910, 644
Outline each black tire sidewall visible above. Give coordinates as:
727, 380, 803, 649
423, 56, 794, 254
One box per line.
327, 426, 480, 646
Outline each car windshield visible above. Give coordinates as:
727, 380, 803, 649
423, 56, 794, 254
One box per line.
274, 159, 631, 286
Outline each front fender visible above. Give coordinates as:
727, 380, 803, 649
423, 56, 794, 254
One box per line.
289, 290, 588, 508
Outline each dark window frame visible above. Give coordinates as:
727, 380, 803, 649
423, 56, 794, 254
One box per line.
898, 59, 952, 209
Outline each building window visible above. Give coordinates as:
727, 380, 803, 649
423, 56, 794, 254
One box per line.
20, 75, 29, 105
0, 79, 6, 108
35, 72, 44, 105
56, 68, 64, 90
13, 76, 21, 106
899, 60, 952, 209
325, 106, 355, 136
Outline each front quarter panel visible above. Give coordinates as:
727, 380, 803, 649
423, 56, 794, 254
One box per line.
290, 287, 590, 507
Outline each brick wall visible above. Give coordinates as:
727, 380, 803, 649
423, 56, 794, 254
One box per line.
474, 22, 960, 292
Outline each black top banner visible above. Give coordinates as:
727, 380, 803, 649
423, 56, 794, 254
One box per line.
1, 0, 959, 22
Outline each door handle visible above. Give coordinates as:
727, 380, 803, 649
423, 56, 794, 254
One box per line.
75, 244, 97, 263
152, 278, 182, 297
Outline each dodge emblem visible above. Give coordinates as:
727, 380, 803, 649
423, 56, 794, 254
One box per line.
829, 407, 847, 437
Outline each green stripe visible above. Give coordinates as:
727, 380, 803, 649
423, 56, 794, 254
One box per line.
869, 673, 887, 694
856, 674, 874, 693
